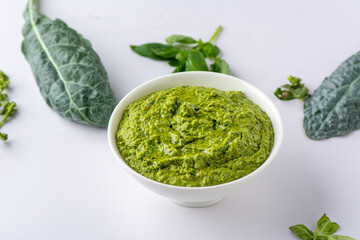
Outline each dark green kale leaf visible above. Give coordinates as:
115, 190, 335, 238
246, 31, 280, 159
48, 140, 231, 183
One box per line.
303, 51, 360, 140
22, 0, 118, 128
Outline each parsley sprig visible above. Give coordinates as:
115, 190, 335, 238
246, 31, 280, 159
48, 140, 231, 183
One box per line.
0, 71, 17, 141
274, 76, 310, 101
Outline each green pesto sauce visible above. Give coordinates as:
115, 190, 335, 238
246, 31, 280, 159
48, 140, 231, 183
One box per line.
116, 86, 274, 187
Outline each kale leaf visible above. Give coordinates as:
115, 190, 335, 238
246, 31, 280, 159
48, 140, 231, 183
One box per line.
22, 0, 118, 128
303, 52, 360, 140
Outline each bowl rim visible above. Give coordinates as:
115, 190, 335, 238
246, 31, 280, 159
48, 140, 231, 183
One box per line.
108, 71, 283, 190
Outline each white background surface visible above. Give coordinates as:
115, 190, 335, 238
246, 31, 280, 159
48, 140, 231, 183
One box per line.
1, 0, 359, 239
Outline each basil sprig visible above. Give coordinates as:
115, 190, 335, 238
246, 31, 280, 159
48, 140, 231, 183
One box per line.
130, 26, 230, 74
290, 214, 355, 240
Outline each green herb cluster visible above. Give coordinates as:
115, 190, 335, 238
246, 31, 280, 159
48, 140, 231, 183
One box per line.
130, 26, 230, 74
0, 71, 17, 141
290, 214, 355, 240
274, 76, 310, 101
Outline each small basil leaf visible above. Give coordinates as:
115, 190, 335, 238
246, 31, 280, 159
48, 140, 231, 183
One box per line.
281, 84, 292, 89
289, 75, 302, 85
274, 88, 295, 101
151, 47, 179, 59
317, 235, 356, 240
210, 58, 230, 74
175, 51, 188, 63
289, 224, 315, 240
201, 42, 220, 58
210, 61, 220, 72
168, 59, 180, 67
130, 43, 174, 60
166, 34, 197, 45
292, 87, 310, 100
185, 50, 208, 71
173, 63, 186, 73
197, 39, 204, 49
211, 58, 230, 74
317, 214, 340, 235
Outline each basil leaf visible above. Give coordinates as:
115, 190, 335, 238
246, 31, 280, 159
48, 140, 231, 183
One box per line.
317, 235, 356, 240
150, 45, 179, 59
211, 58, 230, 74
303, 51, 360, 139
317, 214, 340, 235
289, 224, 315, 240
173, 63, 186, 73
131, 43, 176, 60
175, 51, 188, 63
292, 86, 310, 99
185, 50, 208, 71
165, 35, 197, 45
22, 0, 118, 127
168, 59, 180, 67
201, 42, 220, 58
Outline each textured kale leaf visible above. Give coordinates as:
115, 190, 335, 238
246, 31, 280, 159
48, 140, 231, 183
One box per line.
303, 52, 360, 140
22, 0, 118, 128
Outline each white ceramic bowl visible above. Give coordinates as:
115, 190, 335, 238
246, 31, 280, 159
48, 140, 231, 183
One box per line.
108, 72, 283, 207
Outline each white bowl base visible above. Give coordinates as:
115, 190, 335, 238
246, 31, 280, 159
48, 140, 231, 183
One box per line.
171, 197, 224, 208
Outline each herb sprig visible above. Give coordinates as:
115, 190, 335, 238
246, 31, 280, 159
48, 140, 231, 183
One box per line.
130, 26, 230, 74
274, 76, 310, 101
290, 214, 355, 240
0, 71, 17, 141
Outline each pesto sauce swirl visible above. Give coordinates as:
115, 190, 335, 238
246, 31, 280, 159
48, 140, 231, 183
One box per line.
116, 86, 274, 187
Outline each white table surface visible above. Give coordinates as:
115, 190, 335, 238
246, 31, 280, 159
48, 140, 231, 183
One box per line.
1, 0, 359, 239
